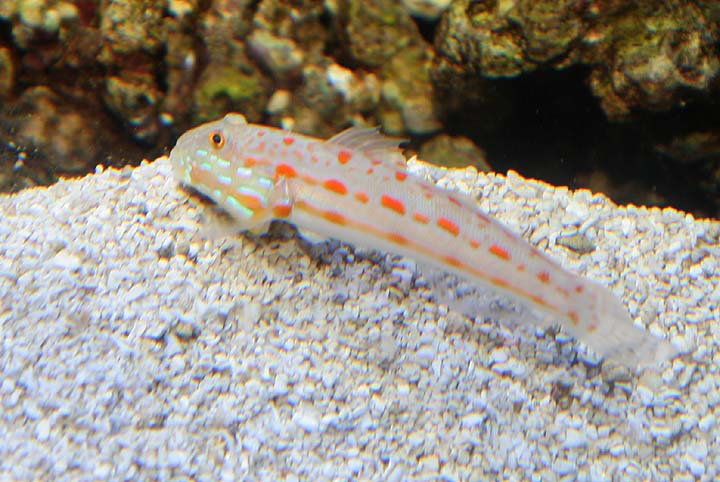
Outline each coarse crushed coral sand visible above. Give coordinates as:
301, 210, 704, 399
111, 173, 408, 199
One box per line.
0, 156, 718, 481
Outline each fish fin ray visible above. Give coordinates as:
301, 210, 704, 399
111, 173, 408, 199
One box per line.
327, 126, 408, 166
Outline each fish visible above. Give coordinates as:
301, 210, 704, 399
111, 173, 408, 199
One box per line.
169, 113, 676, 368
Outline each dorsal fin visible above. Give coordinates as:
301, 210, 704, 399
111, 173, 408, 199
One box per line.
327, 126, 405, 151
223, 113, 248, 125
327, 126, 408, 167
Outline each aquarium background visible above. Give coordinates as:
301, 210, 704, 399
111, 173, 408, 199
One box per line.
1, 0, 719, 216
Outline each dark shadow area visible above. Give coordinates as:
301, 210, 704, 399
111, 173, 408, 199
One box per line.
443, 67, 718, 217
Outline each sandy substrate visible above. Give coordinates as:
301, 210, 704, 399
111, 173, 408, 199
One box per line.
0, 156, 718, 481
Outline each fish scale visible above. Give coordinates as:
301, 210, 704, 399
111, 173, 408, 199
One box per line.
169, 112, 676, 368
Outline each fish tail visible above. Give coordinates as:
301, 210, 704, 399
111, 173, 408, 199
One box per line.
570, 282, 677, 368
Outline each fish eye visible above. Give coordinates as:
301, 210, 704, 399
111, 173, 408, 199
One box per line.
209, 131, 225, 148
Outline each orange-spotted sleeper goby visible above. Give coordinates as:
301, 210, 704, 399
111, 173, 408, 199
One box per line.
169, 113, 676, 367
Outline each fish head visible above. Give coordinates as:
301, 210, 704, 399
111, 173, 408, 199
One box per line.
168, 113, 281, 228
168, 113, 249, 186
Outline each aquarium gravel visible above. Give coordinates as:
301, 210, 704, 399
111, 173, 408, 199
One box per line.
0, 156, 718, 481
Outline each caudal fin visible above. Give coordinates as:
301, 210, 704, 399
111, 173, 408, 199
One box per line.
571, 283, 678, 369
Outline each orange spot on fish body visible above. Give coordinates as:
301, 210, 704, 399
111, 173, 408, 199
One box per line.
387, 232, 409, 245
491, 277, 509, 288
567, 311, 579, 325
517, 264, 526, 272
354, 192, 369, 203
444, 255, 463, 267
424, 191, 432, 199
273, 204, 292, 218
338, 150, 352, 164
448, 196, 462, 207
283, 136, 295, 145
413, 212, 429, 224
371, 159, 382, 166
489, 244, 511, 261
244, 156, 258, 166
575, 284, 584, 294
293, 149, 306, 162
257, 130, 265, 137
323, 178, 348, 195
530, 294, 547, 306
381, 194, 405, 215
437, 217, 460, 236
395, 171, 408, 181
189, 164, 218, 188
469, 239, 480, 249
275, 163, 297, 178
537, 271, 550, 283
311, 155, 320, 163
300, 174, 318, 185
236, 193, 264, 210
366, 168, 374, 175
323, 210, 347, 225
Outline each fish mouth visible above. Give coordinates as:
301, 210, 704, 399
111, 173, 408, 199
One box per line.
168, 149, 191, 184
